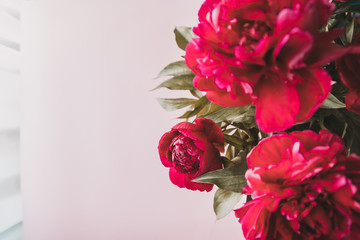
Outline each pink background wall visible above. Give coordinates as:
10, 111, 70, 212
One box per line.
21, 1, 244, 239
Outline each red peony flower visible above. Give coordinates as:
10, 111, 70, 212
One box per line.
158, 118, 224, 191
336, 33, 360, 115
234, 130, 360, 240
185, 0, 358, 132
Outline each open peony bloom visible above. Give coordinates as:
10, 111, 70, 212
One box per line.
336, 33, 360, 115
185, 0, 358, 132
158, 118, 224, 192
235, 130, 360, 240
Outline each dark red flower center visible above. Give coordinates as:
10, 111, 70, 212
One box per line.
170, 135, 203, 174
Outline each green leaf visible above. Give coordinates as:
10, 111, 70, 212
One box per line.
193, 156, 248, 193
333, 0, 360, 15
203, 104, 253, 123
157, 98, 197, 111
223, 128, 236, 135
220, 156, 235, 168
152, 75, 195, 91
156, 61, 193, 78
189, 89, 203, 99
223, 134, 245, 149
326, 17, 339, 31
174, 26, 197, 51
178, 96, 210, 119
345, 17, 355, 43
225, 146, 235, 163
320, 93, 346, 109
213, 189, 242, 220
342, 111, 360, 155
197, 102, 223, 118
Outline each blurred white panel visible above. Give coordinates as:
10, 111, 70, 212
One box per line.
0, 129, 19, 182
0, 8, 19, 45
0, 223, 23, 240
0, 194, 22, 232
0, 0, 21, 237
0, 0, 21, 10
0, 72, 20, 129
0, 43, 19, 73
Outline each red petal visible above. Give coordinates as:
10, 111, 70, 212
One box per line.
294, 68, 331, 122
275, 216, 298, 239
247, 133, 298, 168
332, 181, 360, 212
273, 28, 313, 70
243, 9, 266, 21
235, 196, 279, 240
336, 54, 360, 90
206, 88, 252, 107
317, 129, 345, 149
197, 0, 220, 22
290, 130, 319, 151
158, 131, 180, 167
169, 168, 186, 188
198, 144, 222, 174
195, 118, 224, 152
254, 78, 300, 132
346, 90, 360, 115
350, 224, 360, 240
172, 121, 202, 132
275, 8, 302, 34
245, 167, 298, 198
301, 0, 334, 32
184, 174, 213, 192
185, 39, 207, 75
173, 122, 208, 151
169, 168, 213, 192
307, 30, 360, 67
303, 205, 332, 235
193, 76, 220, 91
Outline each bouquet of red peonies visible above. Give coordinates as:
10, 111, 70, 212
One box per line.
155, 0, 360, 239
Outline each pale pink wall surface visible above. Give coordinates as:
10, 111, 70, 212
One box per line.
21, 1, 245, 239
